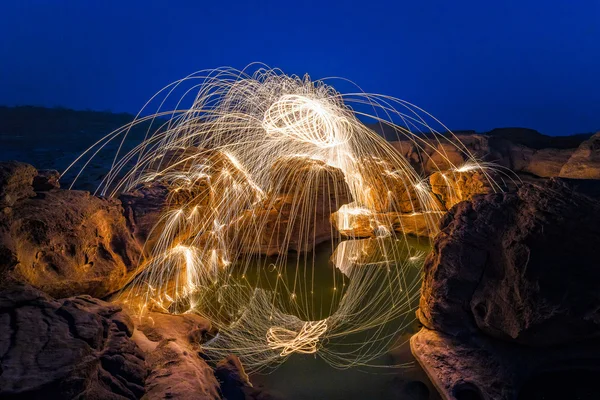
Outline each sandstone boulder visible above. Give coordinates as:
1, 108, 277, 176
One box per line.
119, 182, 173, 253
215, 355, 253, 400
560, 132, 600, 179
0, 283, 146, 399
411, 327, 600, 400
429, 169, 495, 210
522, 148, 574, 177
418, 178, 600, 345
413, 178, 600, 399
389, 133, 493, 175
330, 203, 442, 239
0, 161, 37, 208
233, 156, 352, 255
1, 189, 141, 298
131, 311, 221, 400
120, 148, 257, 256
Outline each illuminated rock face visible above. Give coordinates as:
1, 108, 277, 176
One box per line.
429, 169, 494, 210
389, 134, 491, 175
120, 182, 174, 255
560, 132, 600, 179
233, 156, 352, 255
0, 283, 146, 399
356, 157, 423, 213
330, 205, 439, 239
0, 162, 142, 298
133, 312, 221, 400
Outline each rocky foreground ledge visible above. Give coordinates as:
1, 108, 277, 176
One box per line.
412, 178, 600, 399
1, 127, 600, 399
0, 162, 264, 399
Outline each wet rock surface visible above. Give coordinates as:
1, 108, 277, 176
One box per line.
0, 283, 147, 400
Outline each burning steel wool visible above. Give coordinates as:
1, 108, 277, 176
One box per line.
65, 65, 503, 373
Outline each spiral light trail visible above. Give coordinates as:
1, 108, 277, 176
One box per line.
65, 64, 501, 373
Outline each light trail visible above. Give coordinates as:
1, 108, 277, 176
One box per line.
68, 64, 502, 373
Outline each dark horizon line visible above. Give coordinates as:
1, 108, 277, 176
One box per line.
0, 103, 597, 139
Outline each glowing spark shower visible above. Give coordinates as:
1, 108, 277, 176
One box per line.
65, 64, 502, 373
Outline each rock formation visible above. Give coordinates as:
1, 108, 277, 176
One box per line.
429, 169, 495, 210
132, 311, 221, 400
560, 132, 600, 179
232, 156, 352, 255
412, 178, 600, 399
330, 204, 442, 239
0, 282, 147, 399
0, 162, 142, 298
388, 128, 597, 181
2, 123, 600, 399
0, 161, 37, 208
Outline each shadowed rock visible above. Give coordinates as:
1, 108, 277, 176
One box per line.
413, 178, 600, 399
32, 169, 61, 191
0, 161, 37, 208
411, 327, 600, 400
215, 355, 253, 400
419, 178, 600, 344
0, 283, 146, 399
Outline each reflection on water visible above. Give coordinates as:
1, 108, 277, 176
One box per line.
194, 235, 439, 398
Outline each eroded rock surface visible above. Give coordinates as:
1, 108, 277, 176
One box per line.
413, 178, 600, 399
331, 204, 442, 239
131, 311, 221, 400
411, 327, 600, 400
233, 156, 352, 255
429, 169, 495, 210
0, 283, 146, 399
560, 132, 600, 179
0, 161, 142, 298
0, 161, 37, 208
419, 178, 600, 344
1, 189, 142, 298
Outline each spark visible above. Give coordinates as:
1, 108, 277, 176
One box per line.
68, 64, 502, 373
267, 320, 328, 357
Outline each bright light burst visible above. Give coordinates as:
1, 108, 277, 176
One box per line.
65, 64, 500, 373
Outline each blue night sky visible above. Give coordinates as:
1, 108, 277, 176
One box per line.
1, 0, 598, 135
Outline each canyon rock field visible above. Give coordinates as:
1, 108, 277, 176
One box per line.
1, 108, 599, 400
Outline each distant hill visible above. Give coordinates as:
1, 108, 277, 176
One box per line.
486, 127, 592, 149
368, 123, 593, 149
0, 106, 138, 137
0, 106, 595, 190
0, 106, 163, 189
